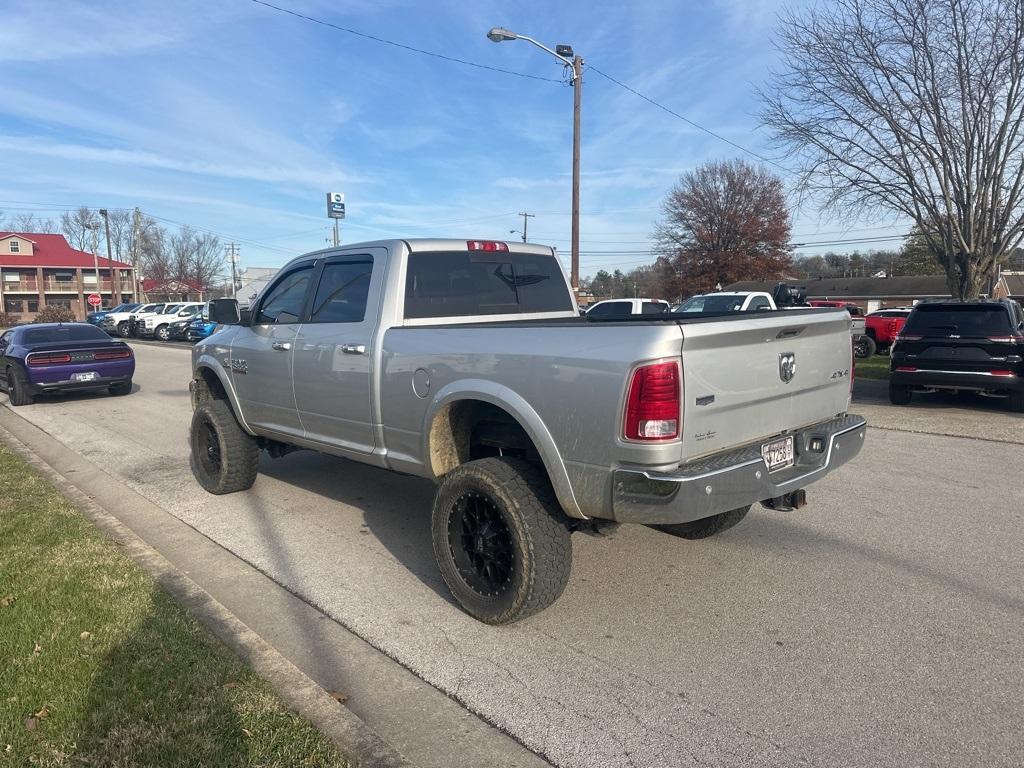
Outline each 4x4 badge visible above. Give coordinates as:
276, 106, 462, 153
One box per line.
779, 352, 796, 383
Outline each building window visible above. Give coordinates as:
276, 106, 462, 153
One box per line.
27, 299, 39, 313
9, 240, 20, 253
4, 299, 21, 313
3, 273, 19, 282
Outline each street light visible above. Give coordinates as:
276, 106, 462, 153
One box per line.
487, 26, 583, 293
85, 220, 101, 314
98, 208, 116, 304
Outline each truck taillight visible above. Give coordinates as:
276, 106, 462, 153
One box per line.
467, 240, 509, 252
623, 361, 680, 441
28, 353, 72, 366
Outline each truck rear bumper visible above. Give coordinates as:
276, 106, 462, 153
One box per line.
612, 413, 866, 524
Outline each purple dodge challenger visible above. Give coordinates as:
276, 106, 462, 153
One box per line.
0, 322, 135, 406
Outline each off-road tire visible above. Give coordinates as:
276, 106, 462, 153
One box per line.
155, 324, 171, 341
432, 457, 572, 624
117, 321, 131, 338
854, 335, 877, 358
657, 505, 750, 539
108, 380, 132, 396
1009, 390, 1024, 413
190, 399, 259, 494
889, 381, 912, 405
5, 366, 33, 406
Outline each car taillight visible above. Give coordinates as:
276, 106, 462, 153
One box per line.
624, 361, 680, 441
28, 353, 72, 366
94, 349, 132, 360
895, 366, 918, 372
990, 369, 1015, 377
987, 336, 1021, 343
466, 240, 509, 252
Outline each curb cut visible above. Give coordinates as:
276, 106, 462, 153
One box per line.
0, 422, 418, 768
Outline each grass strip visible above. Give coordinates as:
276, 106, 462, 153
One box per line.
0, 444, 348, 767
855, 355, 890, 381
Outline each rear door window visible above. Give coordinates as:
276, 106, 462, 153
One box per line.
904, 305, 1012, 337
587, 301, 633, 316
309, 259, 373, 323
404, 251, 572, 319
640, 302, 668, 315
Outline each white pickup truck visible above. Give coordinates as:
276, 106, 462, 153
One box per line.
189, 239, 866, 623
677, 289, 871, 356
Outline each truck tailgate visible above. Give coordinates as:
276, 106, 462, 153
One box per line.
678, 310, 852, 459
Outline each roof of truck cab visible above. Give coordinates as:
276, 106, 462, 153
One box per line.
292, 239, 558, 264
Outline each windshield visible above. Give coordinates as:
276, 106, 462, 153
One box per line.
163, 304, 182, 314
903, 305, 1012, 337
22, 325, 110, 344
677, 295, 746, 313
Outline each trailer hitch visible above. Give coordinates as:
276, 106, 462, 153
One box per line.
761, 489, 807, 512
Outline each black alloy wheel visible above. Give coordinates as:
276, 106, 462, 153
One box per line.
448, 492, 516, 598
197, 419, 222, 477
431, 457, 572, 624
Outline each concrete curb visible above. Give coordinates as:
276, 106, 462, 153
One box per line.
0, 422, 418, 768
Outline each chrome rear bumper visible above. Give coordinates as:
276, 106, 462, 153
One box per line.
612, 414, 866, 524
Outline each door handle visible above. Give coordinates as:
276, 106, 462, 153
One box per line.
341, 343, 366, 355
272, 341, 292, 351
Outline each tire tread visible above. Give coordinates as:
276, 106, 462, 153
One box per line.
190, 399, 259, 494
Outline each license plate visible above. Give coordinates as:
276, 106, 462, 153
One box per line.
71, 372, 99, 383
761, 436, 795, 473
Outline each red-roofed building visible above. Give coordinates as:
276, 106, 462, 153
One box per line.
0, 232, 136, 321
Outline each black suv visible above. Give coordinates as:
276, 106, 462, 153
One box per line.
889, 299, 1024, 411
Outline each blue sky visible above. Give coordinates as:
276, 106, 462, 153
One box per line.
0, 0, 908, 277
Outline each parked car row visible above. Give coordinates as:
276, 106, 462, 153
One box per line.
87, 301, 218, 343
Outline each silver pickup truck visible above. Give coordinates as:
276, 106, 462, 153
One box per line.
189, 239, 866, 623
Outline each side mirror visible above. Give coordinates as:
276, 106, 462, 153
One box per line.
208, 298, 241, 325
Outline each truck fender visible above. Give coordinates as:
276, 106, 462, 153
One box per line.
192, 357, 255, 436
423, 379, 586, 520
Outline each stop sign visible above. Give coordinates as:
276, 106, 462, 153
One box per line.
88, 293, 102, 307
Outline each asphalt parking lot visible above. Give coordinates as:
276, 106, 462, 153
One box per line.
4, 341, 1022, 768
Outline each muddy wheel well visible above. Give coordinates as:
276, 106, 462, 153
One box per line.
429, 400, 543, 478
194, 367, 229, 404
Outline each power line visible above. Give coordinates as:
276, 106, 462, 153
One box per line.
586, 65, 793, 174
249, 0, 561, 83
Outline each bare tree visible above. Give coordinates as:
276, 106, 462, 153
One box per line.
653, 158, 793, 297
761, 0, 1024, 299
7, 212, 56, 232
189, 232, 224, 291
60, 206, 100, 251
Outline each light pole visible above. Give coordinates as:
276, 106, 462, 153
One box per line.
487, 27, 582, 293
98, 208, 115, 304
86, 221, 101, 318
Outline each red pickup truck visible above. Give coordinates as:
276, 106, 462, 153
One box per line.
864, 308, 912, 353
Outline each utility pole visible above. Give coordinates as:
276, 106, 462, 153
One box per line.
226, 243, 240, 298
518, 212, 535, 243
132, 208, 143, 301
333, 219, 340, 247
99, 208, 116, 305
571, 54, 583, 295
